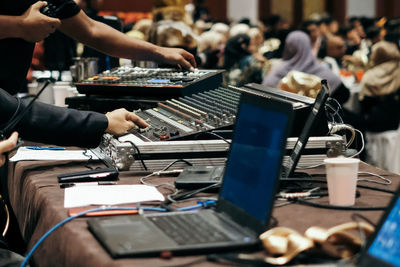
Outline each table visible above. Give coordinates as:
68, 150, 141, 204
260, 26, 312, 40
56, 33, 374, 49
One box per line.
7, 160, 399, 267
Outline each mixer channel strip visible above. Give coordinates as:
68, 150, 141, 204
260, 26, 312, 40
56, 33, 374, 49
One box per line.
129, 87, 242, 142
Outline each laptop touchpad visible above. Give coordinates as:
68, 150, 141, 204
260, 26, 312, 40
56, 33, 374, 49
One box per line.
93, 216, 176, 255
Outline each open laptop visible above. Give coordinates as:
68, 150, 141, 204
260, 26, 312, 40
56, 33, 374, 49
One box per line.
356, 186, 400, 267
87, 91, 294, 257
281, 80, 330, 178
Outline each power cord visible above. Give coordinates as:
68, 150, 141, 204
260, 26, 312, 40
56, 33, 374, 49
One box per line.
297, 124, 365, 170
279, 178, 395, 210
357, 171, 392, 185
325, 97, 344, 125
194, 131, 231, 144
329, 123, 356, 147
167, 182, 221, 203
0, 81, 50, 139
0, 98, 21, 139
139, 159, 192, 190
125, 140, 148, 171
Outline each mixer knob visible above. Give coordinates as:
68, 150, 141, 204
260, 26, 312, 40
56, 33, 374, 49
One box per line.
159, 133, 169, 140
139, 127, 149, 133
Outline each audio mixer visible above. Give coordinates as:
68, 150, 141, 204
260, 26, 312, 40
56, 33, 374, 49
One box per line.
93, 85, 345, 171
74, 67, 223, 97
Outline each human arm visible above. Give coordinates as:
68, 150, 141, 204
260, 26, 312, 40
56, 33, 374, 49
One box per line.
0, 1, 61, 42
0, 132, 18, 166
59, 11, 196, 70
0, 89, 148, 148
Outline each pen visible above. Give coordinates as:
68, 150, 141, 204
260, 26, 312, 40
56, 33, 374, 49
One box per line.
60, 181, 117, 188
26, 146, 65, 150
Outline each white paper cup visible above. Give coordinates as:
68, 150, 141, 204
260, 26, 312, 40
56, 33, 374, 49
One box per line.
53, 85, 70, 107
324, 157, 360, 206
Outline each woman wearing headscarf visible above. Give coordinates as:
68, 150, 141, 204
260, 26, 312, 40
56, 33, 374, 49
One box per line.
223, 34, 263, 86
263, 31, 349, 104
358, 40, 400, 132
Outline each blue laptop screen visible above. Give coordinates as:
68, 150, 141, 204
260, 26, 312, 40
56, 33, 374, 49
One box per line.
368, 196, 400, 265
220, 102, 288, 222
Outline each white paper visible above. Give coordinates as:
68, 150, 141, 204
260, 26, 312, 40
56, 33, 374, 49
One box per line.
9, 147, 98, 162
64, 185, 165, 208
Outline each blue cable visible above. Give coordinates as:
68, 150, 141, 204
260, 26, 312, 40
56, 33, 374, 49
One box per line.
20, 201, 216, 267
178, 200, 216, 211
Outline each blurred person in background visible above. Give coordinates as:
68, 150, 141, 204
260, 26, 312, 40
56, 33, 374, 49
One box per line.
223, 34, 263, 86
319, 17, 339, 38
229, 23, 250, 38
357, 41, 400, 132
263, 31, 349, 104
301, 20, 324, 57
197, 30, 226, 69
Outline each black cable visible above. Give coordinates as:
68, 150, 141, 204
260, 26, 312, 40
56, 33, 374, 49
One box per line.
279, 178, 395, 210
280, 178, 396, 194
194, 131, 231, 144
83, 149, 96, 170
293, 199, 387, 211
162, 159, 192, 171
207, 253, 269, 266
351, 213, 376, 227
125, 140, 147, 171
1, 81, 50, 138
0, 98, 21, 140
171, 182, 221, 202
270, 216, 278, 228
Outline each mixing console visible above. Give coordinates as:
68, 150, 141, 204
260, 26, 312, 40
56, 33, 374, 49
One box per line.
129, 86, 241, 141
75, 67, 223, 97
94, 85, 341, 171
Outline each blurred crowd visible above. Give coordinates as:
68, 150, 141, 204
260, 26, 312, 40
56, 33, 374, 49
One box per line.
31, 0, 400, 138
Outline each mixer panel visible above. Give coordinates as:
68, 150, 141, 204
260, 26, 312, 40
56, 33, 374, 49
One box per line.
75, 67, 224, 97
128, 87, 241, 141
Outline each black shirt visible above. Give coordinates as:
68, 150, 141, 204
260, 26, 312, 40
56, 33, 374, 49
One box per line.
0, 0, 80, 95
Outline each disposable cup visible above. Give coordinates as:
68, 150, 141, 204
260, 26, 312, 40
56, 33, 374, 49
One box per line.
53, 85, 70, 107
324, 157, 360, 206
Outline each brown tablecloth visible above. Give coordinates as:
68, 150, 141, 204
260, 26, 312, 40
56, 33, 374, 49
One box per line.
7, 160, 399, 267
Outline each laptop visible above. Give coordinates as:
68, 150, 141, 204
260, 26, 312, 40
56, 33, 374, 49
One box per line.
87, 91, 294, 257
281, 80, 330, 178
356, 186, 400, 267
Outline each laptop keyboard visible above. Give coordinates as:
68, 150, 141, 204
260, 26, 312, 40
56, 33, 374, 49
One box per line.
147, 213, 233, 245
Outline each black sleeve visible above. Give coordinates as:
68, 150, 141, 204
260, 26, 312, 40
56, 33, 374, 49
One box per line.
0, 89, 108, 148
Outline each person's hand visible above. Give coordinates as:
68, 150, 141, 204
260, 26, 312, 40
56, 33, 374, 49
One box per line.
105, 108, 150, 135
156, 47, 197, 71
0, 132, 18, 167
18, 1, 61, 42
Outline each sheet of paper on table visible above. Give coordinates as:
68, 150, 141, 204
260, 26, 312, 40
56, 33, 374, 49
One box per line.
64, 185, 165, 208
9, 147, 98, 162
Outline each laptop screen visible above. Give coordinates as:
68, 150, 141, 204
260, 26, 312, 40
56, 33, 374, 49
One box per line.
367, 195, 400, 265
220, 101, 289, 222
